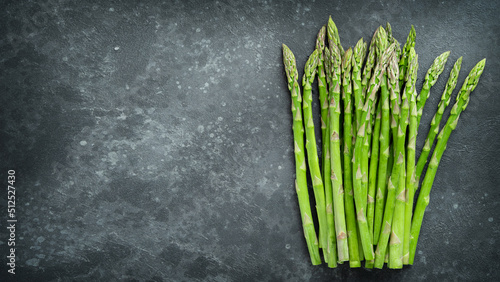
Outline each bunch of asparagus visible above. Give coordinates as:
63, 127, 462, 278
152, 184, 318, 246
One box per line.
283, 16, 485, 268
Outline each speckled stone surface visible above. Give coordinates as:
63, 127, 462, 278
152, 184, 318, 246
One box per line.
0, 0, 499, 281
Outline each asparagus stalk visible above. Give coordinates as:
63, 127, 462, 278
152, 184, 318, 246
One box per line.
367, 96, 382, 240
386, 144, 395, 187
364, 28, 388, 241
359, 28, 387, 251
372, 26, 388, 113
351, 40, 367, 266
359, 26, 386, 223
361, 107, 374, 271
390, 49, 418, 269
324, 132, 337, 267
316, 26, 329, 177
389, 56, 402, 145
322, 47, 338, 267
386, 22, 394, 45
386, 23, 401, 59
365, 254, 374, 269
357, 225, 365, 262
373, 53, 399, 268
389, 158, 406, 269
353, 106, 372, 258
316, 26, 336, 265
373, 70, 391, 245
353, 42, 396, 261
384, 143, 395, 267
403, 67, 418, 265
386, 143, 395, 207
374, 49, 414, 269
361, 31, 387, 215
416, 51, 451, 126
398, 26, 416, 91
302, 49, 329, 260
327, 16, 345, 57
360, 27, 381, 115
386, 22, 393, 42
352, 38, 367, 130
325, 44, 350, 262
360, 112, 371, 217
282, 45, 321, 265
375, 27, 389, 66
415, 57, 463, 180
340, 48, 361, 267
365, 102, 382, 269
410, 58, 486, 264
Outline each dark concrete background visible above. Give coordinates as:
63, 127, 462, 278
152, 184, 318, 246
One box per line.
0, 0, 499, 281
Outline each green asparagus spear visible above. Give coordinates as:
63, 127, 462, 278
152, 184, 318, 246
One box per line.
367, 25, 387, 113
360, 111, 371, 217
353, 105, 373, 259
323, 47, 338, 267
357, 224, 365, 262
387, 54, 401, 168
302, 49, 329, 261
358, 28, 386, 250
316, 26, 329, 177
375, 27, 389, 63
373, 68, 391, 245
416, 51, 451, 126
364, 116, 375, 267
352, 38, 367, 130
399, 26, 416, 91
415, 57, 463, 180
359, 26, 386, 233
390, 49, 418, 269
282, 44, 321, 265
353, 42, 396, 261
378, 133, 395, 268
389, 55, 402, 144
316, 26, 336, 266
365, 102, 382, 269
327, 16, 345, 57
403, 64, 419, 265
323, 126, 337, 267
374, 53, 399, 268
340, 48, 361, 267
386, 22, 393, 43
386, 23, 401, 59
374, 48, 415, 269
409, 58, 486, 264
325, 44, 350, 262
367, 97, 382, 240
364, 28, 388, 243
360, 27, 383, 114
375, 150, 399, 268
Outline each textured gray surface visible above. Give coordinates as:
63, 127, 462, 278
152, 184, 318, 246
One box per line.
0, 0, 499, 281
